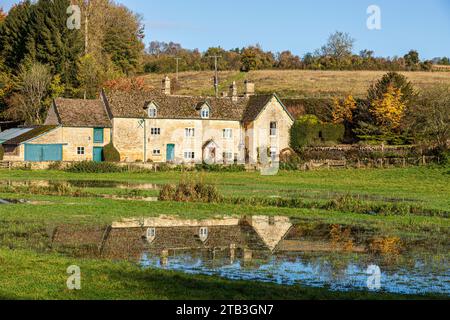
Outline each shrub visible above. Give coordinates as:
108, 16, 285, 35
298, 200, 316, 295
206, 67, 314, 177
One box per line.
47, 161, 63, 170
0, 144, 4, 161
290, 115, 345, 151
321, 123, 345, 143
103, 143, 121, 162
195, 163, 246, 172
158, 181, 221, 203
65, 161, 124, 173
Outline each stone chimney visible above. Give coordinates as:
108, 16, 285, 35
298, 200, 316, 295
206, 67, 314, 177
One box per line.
229, 81, 238, 102
162, 76, 171, 95
244, 80, 255, 97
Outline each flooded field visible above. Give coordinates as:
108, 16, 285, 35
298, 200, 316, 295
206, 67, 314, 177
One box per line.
50, 215, 450, 296
0, 179, 160, 190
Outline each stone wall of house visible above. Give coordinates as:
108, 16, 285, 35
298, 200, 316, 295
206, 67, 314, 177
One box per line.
246, 97, 294, 164
112, 117, 243, 163
2, 144, 24, 161
27, 127, 111, 161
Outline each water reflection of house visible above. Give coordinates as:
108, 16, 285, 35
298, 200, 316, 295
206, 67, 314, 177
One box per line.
103, 216, 293, 263
51, 216, 365, 264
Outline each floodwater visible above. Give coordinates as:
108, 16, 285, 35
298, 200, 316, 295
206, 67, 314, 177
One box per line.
51, 215, 450, 296
0, 179, 160, 190
0, 198, 27, 204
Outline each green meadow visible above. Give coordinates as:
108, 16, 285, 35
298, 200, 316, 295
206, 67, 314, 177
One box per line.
0, 166, 448, 300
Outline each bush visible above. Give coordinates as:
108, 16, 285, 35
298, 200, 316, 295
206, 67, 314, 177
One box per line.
321, 123, 345, 142
103, 143, 121, 162
158, 181, 221, 203
0, 144, 4, 161
195, 163, 246, 172
65, 161, 124, 173
290, 115, 345, 150
47, 161, 63, 170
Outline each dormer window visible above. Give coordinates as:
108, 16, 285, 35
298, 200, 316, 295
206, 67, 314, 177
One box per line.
147, 102, 157, 118
199, 227, 208, 242
146, 228, 156, 243
200, 105, 210, 119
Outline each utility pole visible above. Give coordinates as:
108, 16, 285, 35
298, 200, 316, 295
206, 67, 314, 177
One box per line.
83, 0, 90, 100
84, 0, 90, 55
174, 57, 182, 81
209, 55, 221, 98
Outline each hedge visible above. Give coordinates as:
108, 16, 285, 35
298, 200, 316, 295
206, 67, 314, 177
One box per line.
0, 144, 4, 161
290, 115, 344, 150
103, 143, 121, 162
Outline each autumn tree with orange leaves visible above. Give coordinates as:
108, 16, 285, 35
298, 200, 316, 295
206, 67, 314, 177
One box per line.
332, 94, 357, 124
370, 84, 406, 131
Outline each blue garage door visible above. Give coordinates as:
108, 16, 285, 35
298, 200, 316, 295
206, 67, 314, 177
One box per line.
25, 144, 63, 162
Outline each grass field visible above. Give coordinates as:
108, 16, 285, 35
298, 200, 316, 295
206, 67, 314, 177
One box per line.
142, 70, 450, 98
0, 166, 449, 299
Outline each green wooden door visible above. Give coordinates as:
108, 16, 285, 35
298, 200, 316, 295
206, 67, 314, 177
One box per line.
93, 147, 104, 162
166, 144, 175, 161
25, 144, 63, 162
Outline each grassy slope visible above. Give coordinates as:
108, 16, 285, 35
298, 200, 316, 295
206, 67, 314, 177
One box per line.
142, 70, 450, 98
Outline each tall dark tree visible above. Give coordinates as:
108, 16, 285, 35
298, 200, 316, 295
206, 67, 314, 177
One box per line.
0, 1, 33, 72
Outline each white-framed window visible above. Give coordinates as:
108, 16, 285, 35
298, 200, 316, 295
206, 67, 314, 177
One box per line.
223, 128, 232, 139
270, 121, 277, 136
201, 106, 210, 119
147, 103, 157, 118
183, 151, 195, 160
185, 128, 195, 137
199, 227, 208, 242
223, 151, 233, 160
152, 149, 161, 156
77, 147, 85, 155
150, 127, 161, 135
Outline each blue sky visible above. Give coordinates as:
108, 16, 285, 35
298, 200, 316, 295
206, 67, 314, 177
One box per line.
2, 0, 450, 59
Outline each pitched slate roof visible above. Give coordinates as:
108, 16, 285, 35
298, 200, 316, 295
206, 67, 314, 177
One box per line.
0, 128, 33, 143
105, 89, 250, 121
242, 94, 294, 123
52, 98, 111, 127
2, 125, 58, 145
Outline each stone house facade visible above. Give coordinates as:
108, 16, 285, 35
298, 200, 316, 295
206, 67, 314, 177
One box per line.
2, 79, 294, 164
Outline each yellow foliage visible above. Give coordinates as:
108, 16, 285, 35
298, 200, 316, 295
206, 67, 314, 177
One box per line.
332, 94, 356, 124
370, 85, 406, 130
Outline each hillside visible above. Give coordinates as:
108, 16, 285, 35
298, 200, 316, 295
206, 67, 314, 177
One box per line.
142, 70, 450, 98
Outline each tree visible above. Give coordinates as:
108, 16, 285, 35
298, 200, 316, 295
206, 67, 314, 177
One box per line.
406, 86, 450, 149
102, 4, 144, 75
320, 31, 355, 65
332, 95, 357, 124
77, 54, 104, 99
0, 1, 33, 72
276, 51, 302, 69
4, 62, 52, 124
370, 84, 406, 131
0, 7, 6, 24
240, 45, 274, 72
367, 72, 416, 107
404, 50, 420, 69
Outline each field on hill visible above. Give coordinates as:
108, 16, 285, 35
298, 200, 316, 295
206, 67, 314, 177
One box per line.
142, 70, 450, 98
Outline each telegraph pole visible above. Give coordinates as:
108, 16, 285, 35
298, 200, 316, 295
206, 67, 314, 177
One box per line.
174, 57, 181, 81
209, 55, 221, 97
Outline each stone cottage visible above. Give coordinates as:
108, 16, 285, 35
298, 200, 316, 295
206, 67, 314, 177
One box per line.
2, 79, 294, 164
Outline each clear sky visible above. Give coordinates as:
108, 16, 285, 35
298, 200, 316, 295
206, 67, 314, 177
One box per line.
2, 0, 450, 59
